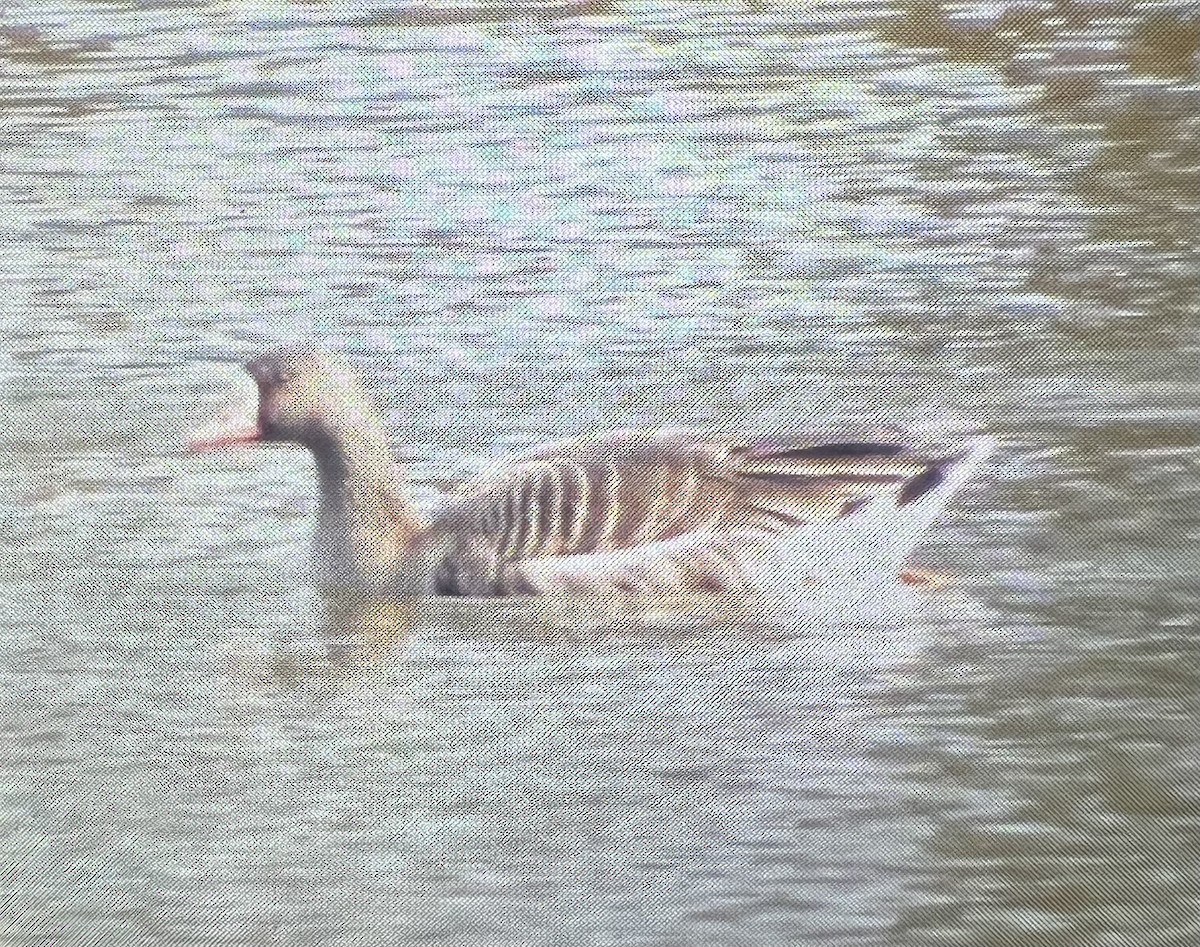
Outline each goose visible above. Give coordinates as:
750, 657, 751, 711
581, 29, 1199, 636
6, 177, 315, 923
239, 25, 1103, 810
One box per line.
189, 347, 992, 597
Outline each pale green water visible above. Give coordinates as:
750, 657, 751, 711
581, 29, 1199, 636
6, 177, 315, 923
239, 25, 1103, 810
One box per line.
1, 2, 1198, 945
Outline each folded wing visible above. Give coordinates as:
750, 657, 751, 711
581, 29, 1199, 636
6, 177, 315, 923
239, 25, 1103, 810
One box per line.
422, 429, 976, 596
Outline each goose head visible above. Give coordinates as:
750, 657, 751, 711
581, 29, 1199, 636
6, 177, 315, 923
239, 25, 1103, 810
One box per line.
189, 347, 386, 465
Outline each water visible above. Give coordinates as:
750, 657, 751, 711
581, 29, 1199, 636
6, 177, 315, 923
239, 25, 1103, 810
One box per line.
2, 1, 1199, 944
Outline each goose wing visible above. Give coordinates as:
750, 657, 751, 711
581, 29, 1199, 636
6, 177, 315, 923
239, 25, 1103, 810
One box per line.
424, 429, 973, 595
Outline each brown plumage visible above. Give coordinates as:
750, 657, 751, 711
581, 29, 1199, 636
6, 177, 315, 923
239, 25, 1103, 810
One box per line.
189, 347, 992, 598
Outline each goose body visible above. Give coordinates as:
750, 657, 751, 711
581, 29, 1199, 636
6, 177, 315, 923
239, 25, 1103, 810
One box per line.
190, 348, 992, 598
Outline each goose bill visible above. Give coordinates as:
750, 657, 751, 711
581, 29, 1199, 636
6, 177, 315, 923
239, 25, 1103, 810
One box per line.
187, 395, 262, 453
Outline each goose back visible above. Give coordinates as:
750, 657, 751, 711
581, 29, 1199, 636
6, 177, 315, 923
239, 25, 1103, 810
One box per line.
419, 429, 981, 596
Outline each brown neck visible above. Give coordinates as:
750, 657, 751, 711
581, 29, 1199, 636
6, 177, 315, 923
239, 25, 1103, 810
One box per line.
307, 422, 426, 587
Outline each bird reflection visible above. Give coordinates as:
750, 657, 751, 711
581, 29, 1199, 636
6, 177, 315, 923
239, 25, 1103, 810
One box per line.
224, 570, 953, 691
225, 593, 420, 690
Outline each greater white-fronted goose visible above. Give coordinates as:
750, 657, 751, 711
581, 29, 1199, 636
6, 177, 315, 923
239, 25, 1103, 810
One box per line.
189, 347, 992, 597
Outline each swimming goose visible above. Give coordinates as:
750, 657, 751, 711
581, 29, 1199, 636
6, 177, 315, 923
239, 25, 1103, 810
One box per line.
189, 347, 992, 597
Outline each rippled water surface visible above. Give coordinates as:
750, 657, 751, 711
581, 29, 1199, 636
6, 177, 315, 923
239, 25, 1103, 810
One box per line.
2, 2, 1199, 944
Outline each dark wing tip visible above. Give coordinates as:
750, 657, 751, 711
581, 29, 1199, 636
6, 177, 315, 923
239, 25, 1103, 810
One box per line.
897, 451, 968, 506
742, 441, 908, 462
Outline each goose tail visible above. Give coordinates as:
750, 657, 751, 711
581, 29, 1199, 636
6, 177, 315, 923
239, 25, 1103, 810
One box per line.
763, 435, 996, 586
894, 434, 996, 547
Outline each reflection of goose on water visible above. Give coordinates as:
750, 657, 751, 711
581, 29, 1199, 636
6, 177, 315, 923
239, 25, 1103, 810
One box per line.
190, 347, 993, 598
